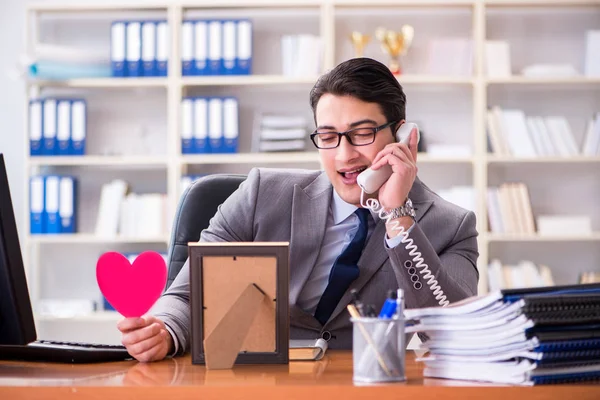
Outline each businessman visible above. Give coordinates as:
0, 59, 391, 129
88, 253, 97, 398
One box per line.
118, 58, 479, 362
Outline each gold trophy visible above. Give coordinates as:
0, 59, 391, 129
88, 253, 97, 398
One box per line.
350, 31, 371, 58
375, 25, 414, 75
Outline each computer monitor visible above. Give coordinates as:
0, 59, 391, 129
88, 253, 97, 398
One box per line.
0, 153, 37, 345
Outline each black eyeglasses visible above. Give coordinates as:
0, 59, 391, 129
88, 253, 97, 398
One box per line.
310, 121, 397, 149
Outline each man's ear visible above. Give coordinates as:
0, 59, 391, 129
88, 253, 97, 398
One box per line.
392, 119, 406, 141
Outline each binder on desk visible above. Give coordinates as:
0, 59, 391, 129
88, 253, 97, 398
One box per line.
181, 98, 194, 154
111, 21, 126, 77
29, 176, 44, 234
70, 100, 86, 155
141, 21, 157, 77
126, 21, 142, 77
236, 19, 252, 75
59, 176, 76, 234
182, 20, 194, 76
222, 20, 236, 75
156, 20, 168, 76
29, 99, 43, 156
42, 99, 57, 156
44, 176, 60, 234
223, 97, 238, 153
56, 99, 71, 156
208, 97, 223, 153
207, 20, 222, 75
194, 20, 208, 75
193, 97, 208, 154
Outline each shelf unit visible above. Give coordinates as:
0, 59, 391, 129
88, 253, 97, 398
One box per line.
23, 1, 600, 332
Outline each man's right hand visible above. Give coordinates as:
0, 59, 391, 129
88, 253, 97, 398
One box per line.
117, 315, 173, 362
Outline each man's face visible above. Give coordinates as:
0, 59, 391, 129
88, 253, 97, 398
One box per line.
315, 94, 396, 207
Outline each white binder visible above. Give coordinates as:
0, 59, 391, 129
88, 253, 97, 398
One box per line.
223, 97, 238, 153
141, 21, 157, 76
56, 100, 71, 155
182, 20, 194, 75
194, 20, 208, 75
208, 97, 223, 152
44, 175, 60, 234
111, 21, 126, 77
208, 20, 222, 75
29, 176, 45, 234
193, 97, 208, 153
126, 21, 142, 76
181, 98, 194, 153
156, 20, 169, 76
29, 100, 43, 156
222, 20, 236, 74
59, 176, 75, 233
236, 19, 252, 74
42, 99, 57, 155
71, 100, 86, 155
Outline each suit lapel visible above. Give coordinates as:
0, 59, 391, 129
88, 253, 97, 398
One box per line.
326, 178, 434, 324
288, 172, 332, 306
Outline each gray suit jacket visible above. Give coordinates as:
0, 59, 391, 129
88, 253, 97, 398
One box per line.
152, 168, 479, 354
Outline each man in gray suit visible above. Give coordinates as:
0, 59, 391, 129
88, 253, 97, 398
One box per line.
118, 58, 479, 362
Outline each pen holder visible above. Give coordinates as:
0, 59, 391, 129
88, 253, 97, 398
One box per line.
351, 317, 406, 383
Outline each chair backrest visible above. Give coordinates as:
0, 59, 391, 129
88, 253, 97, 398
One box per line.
165, 174, 247, 290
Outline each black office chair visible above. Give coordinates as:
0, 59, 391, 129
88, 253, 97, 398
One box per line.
165, 174, 247, 290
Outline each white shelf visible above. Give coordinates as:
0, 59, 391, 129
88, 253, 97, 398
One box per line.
29, 78, 168, 88
181, 0, 323, 8
485, 0, 600, 6
487, 233, 600, 242
397, 76, 475, 85
29, 234, 169, 244
36, 311, 122, 323
486, 77, 600, 85
28, 156, 169, 167
334, 0, 475, 6
487, 156, 600, 164
28, 2, 168, 12
182, 75, 319, 87
181, 152, 321, 165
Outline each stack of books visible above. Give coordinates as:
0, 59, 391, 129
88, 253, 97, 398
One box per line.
405, 283, 600, 385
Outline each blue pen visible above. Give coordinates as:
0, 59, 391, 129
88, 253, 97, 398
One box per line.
378, 290, 398, 319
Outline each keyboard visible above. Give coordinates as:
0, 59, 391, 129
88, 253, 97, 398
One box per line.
0, 340, 132, 363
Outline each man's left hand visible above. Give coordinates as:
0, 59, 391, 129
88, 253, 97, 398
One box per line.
369, 127, 419, 210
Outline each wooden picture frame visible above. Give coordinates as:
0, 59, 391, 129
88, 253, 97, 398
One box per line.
189, 242, 290, 367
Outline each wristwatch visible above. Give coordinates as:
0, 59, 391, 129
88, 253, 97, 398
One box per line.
388, 198, 416, 219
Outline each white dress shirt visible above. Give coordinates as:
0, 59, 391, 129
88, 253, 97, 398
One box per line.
296, 190, 411, 314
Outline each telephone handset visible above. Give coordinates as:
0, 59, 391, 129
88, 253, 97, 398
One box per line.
357, 122, 420, 194
356, 122, 448, 307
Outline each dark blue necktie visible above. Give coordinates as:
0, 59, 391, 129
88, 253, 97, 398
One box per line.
314, 208, 370, 325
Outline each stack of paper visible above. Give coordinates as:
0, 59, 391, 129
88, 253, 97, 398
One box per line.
406, 283, 600, 385
254, 114, 309, 152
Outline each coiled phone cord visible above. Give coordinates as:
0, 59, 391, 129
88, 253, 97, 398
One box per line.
360, 190, 449, 307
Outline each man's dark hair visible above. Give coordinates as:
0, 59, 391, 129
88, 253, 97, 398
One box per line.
309, 58, 407, 133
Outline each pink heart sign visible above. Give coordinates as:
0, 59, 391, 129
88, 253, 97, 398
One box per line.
96, 251, 167, 318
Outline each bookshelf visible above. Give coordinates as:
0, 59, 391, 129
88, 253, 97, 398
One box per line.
23, 0, 600, 343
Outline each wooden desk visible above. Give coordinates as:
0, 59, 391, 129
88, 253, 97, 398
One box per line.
1, 351, 599, 399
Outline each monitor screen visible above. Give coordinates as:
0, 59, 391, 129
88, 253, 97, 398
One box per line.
0, 153, 37, 345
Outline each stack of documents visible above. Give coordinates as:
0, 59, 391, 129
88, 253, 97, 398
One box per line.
406, 283, 600, 385
255, 115, 308, 152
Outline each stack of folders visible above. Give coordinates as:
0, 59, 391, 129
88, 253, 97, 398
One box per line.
181, 19, 252, 76
257, 115, 308, 152
405, 283, 600, 385
29, 175, 77, 235
29, 98, 86, 156
111, 20, 169, 77
181, 97, 239, 154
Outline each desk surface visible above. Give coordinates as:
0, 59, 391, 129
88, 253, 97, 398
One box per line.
1, 351, 599, 400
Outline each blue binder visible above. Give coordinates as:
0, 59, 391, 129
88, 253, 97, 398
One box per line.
222, 20, 236, 75
236, 19, 252, 75
29, 176, 45, 234
207, 20, 222, 75
56, 99, 71, 156
141, 20, 157, 77
44, 175, 61, 234
182, 20, 194, 76
42, 99, 57, 156
207, 97, 223, 153
193, 97, 209, 153
29, 99, 43, 156
156, 20, 168, 77
222, 97, 238, 153
111, 21, 127, 77
194, 20, 208, 75
59, 176, 76, 234
70, 100, 86, 156
181, 97, 194, 154
126, 21, 142, 77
